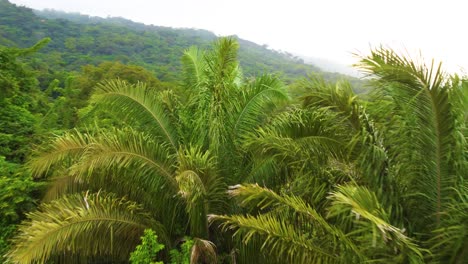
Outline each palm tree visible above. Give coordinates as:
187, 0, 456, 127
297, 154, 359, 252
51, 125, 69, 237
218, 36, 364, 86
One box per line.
212, 48, 467, 263
5, 37, 288, 263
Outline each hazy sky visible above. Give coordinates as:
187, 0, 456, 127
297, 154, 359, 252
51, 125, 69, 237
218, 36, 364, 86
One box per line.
9, 0, 468, 73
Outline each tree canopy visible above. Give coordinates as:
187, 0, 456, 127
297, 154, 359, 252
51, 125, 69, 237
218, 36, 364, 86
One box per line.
0, 1, 466, 263
3, 37, 467, 264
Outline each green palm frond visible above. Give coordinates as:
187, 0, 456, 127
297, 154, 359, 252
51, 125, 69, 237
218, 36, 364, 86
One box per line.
328, 185, 424, 263
91, 79, 179, 150
429, 183, 468, 263
357, 48, 466, 232
180, 47, 210, 147
211, 213, 337, 264
42, 174, 84, 201
245, 108, 346, 165
177, 169, 208, 238
28, 130, 91, 178
73, 128, 176, 187
233, 74, 289, 142
203, 38, 242, 153
30, 128, 176, 189
176, 146, 227, 238
241, 156, 280, 184
181, 46, 206, 92
299, 76, 361, 129
348, 118, 389, 188
227, 184, 355, 248
6, 192, 165, 264
295, 75, 392, 190
287, 169, 337, 211
181, 37, 243, 153
204, 37, 241, 91
177, 146, 226, 211
211, 184, 364, 263
241, 107, 349, 188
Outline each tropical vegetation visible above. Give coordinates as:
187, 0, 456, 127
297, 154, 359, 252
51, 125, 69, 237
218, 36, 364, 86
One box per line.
0, 0, 466, 263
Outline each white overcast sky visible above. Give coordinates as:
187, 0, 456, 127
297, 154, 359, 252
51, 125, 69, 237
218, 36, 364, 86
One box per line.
8, 0, 468, 74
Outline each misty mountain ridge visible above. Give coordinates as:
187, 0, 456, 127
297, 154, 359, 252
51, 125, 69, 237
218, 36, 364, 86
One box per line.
0, 0, 366, 90
35, 8, 361, 76
38, 9, 361, 77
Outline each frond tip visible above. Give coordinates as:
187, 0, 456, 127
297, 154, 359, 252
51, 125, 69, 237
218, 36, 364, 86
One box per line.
6, 192, 164, 264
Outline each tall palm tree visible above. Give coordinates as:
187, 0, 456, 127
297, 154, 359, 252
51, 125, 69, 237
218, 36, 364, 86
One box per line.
5, 37, 288, 263
212, 48, 467, 263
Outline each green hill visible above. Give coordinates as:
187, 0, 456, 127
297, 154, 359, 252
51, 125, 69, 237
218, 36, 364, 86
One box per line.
0, 0, 364, 86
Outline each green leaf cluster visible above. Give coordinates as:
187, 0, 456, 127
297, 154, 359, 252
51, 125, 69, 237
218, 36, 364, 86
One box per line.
130, 229, 165, 264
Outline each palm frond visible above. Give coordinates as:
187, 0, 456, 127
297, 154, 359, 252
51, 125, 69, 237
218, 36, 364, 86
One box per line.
181, 46, 206, 92
30, 128, 176, 189
211, 213, 337, 264
357, 48, 466, 231
299, 76, 361, 130
429, 183, 468, 263
211, 184, 364, 263
245, 108, 346, 165
241, 156, 280, 184
6, 192, 165, 264
328, 185, 425, 263
233, 74, 289, 142
176, 170, 208, 238
181, 37, 242, 153
176, 146, 227, 238
42, 174, 84, 201
72, 128, 176, 188
91, 79, 179, 151
204, 37, 241, 91
28, 130, 91, 178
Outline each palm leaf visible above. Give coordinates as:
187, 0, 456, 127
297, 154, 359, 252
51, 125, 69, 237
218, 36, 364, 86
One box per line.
211, 184, 364, 263
90, 79, 179, 151
30, 128, 176, 189
181, 46, 206, 92
176, 146, 227, 238
42, 174, 84, 201
429, 183, 468, 263
204, 37, 241, 91
245, 108, 346, 165
233, 74, 288, 141
28, 130, 91, 178
328, 185, 424, 263
6, 192, 165, 264
72, 128, 176, 187
299, 76, 361, 130
211, 213, 337, 264
357, 48, 466, 231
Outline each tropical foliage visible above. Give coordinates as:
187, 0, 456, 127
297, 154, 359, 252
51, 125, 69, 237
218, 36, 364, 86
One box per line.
5, 37, 290, 263
212, 48, 467, 263
5, 36, 466, 263
0, 2, 466, 262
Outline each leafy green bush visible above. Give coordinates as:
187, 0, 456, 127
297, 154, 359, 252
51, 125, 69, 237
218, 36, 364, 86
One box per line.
130, 229, 195, 264
169, 237, 193, 264
129, 229, 165, 264
0, 156, 38, 261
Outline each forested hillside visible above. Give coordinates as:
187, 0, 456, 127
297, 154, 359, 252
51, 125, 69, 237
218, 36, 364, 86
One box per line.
0, 0, 364, 86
